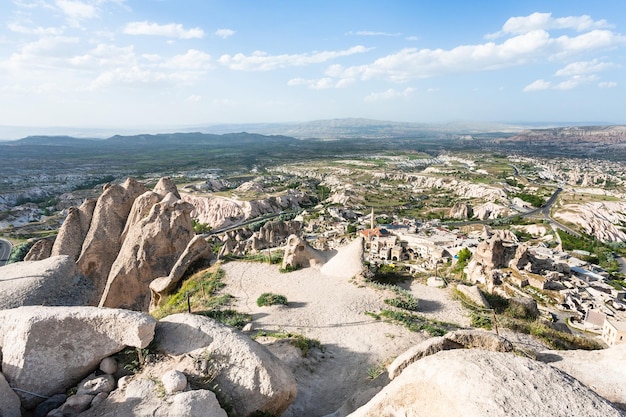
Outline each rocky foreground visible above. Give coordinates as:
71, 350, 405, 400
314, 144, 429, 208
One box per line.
1, 177, 625, 416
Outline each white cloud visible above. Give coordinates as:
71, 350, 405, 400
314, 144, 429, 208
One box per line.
186, 94, 202, 102
553, 74, 598, 90
319, 22, 626, 86
8, 23, 64, 35
124, 21, 205, 39
599, 81, 617, 88
364, 87, 415, 102
487, 12, 611, 38
555, 59, 616, 76
161, 49, 212, 70
287, 77, 336, 89
523, 79, 551, 92
214, 28, 235, 39
219, 45, 371, 71
56, 0, 98, 22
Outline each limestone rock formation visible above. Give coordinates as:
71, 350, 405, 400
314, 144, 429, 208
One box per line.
24, 236, 55, 261
473, 202, 510, 220
554, 201, 626, 242
282, 234, 327, 270
510, 244, 570, 274
320, 237, 365, 279
0, 306, 156, 408
349, 349, 624, 417
149, 235, 212, 310
51, 198, 96, 261
0, 372, 21, 417
0, 255, 96, 309
251, 220, 302, 250
77, 178, 149, 297
448, 202, 473, 219
99, 198, 195, 311
155, 313, 297, 417
536, 343, 626, 410
473, 236, 518, 270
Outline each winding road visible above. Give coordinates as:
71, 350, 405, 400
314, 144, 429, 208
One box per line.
0, 238, 12, 266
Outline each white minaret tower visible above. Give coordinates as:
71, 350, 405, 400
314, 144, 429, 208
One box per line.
370, 207, 374, 230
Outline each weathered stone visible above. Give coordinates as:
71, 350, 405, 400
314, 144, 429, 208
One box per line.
0, 255, 96, 309
456, 284, 490, 308
77, 179, 148, 299
99, 357, 118, 375
537, 343, 626, 411
24, 236, 55, 261
161, 370, 187, 394
48, 394, 94, 417
51, 199, 96, 261
349, 349, 624, 417
155, 313, 297, 417
149, 235, 212, 311
170, 390, 227, 417
77, 373, 116, 396
0, 306, 156, 408
0, 372, 21, 417
99, 198, 195, 311
121, 190, 162, 242
153, 177, 181, 200
282, 234, 326, 270
34, 393, 67, 417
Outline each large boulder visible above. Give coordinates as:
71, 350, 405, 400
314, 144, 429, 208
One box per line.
149, 235, 213, 311
51, 199, 97, 261
0, 255, 95, 309
0, 372, 21, 417
536, 343, 626, 410
449, 202, 473, 219
348, 349, 624, 417
99, 198, 195, 311
77, 179, 148, 298
0, 306, 156, 408
154, 313, 297, 417
24, 236, 55, 261
282, 234, 327, 270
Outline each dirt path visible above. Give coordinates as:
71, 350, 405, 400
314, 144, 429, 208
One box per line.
220, 261, 471, 416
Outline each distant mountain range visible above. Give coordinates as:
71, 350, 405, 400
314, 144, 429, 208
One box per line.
2, 118, 617, 141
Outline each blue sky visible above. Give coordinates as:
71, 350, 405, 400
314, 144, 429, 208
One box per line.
0, 0, 625, 130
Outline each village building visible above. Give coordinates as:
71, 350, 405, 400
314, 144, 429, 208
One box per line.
602, 319, 626, 346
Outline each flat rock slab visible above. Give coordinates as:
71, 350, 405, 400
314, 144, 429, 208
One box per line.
0, 306, 156, 408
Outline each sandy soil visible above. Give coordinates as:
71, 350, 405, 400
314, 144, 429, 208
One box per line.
220, 261, 471, 417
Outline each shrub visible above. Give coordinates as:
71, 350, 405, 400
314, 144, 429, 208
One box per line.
257, 293, 288, 307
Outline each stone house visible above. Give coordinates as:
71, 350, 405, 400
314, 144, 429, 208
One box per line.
602, 319, 626, 346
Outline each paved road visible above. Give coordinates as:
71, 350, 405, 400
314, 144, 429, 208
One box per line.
0, 238, 12, 266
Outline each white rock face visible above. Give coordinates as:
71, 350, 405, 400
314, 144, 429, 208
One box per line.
155, 313, 297, 417
473, 202, 510, 220
0, 255, 95, 309
0, 306, 156, 408
554, 201, 626, 242
348, 349, 624, 417
320, 237, 365, 279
